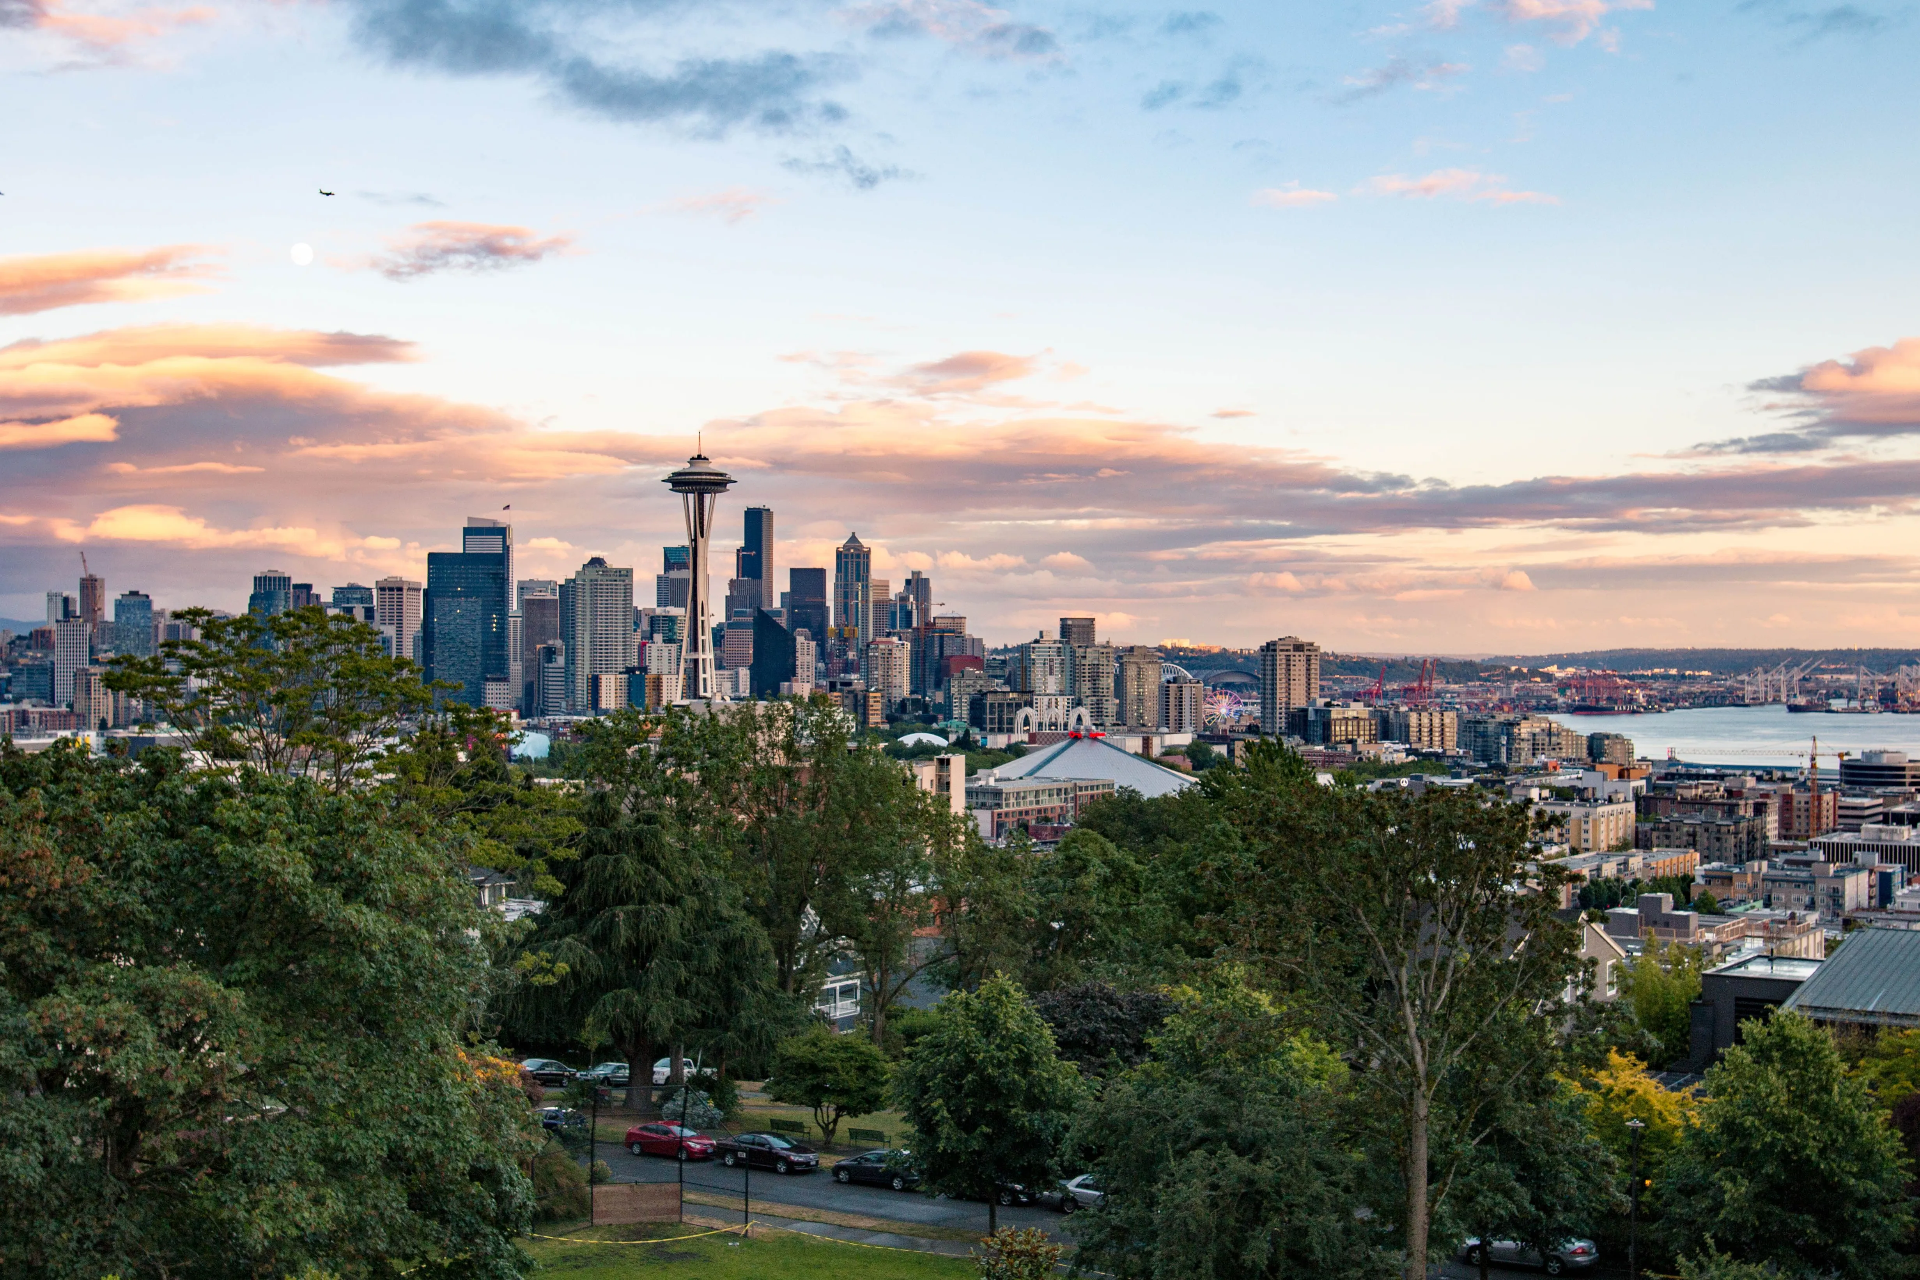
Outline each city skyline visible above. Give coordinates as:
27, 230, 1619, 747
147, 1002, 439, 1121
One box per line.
3, 3, 1919, 649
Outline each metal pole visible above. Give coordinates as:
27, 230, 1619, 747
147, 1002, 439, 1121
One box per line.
743, 1143, 751, 1237
1627, 1118, 1644, 1280
589, 1082, 600, 1226
678, 1065, 691, 1223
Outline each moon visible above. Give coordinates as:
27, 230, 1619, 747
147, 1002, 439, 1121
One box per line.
290, 243, 314, 266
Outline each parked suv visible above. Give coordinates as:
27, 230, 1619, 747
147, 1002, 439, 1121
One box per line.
715, 1132, 820, 1174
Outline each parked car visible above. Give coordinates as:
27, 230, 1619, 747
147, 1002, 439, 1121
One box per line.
536, 1106, 586, 1133
624, 1121, 716, 1161
832, 1149, 922, 1192
519, 1058, 576, 1087
1458, 1237, 1600, 1275
1054, 1173, 1103, 1214
651, 1057, 698, 1085
579, 1061, 630, 1086
715, 1132, 820, 1174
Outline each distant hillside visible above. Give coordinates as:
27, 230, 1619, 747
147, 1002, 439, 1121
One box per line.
1484, 648, 1920, 676
0, 619, 43, 637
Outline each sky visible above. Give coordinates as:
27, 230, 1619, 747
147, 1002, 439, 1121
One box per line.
2, 0, 1917, 653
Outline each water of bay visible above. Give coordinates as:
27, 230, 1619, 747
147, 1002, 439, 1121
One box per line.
1545, 704, 1920, 768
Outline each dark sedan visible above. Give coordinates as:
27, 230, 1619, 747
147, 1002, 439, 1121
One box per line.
715, 1132, 820, 1174
519, 1058, 576, 1087
832, 1149, 921, 1192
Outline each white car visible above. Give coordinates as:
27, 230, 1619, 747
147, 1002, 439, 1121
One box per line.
1055, 1173, 1103, 1213
652, 1057, 698, 1085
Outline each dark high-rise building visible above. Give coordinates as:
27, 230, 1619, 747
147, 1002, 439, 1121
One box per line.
750, 609, 796, 697
249, 570, 292, 618
737, 507, 774, 610
656, 544, 691, 609
332, 583, 375, 610
112, 591, 154, 658
424, 540, 509, 708
1059, 617, 1096, 647
290, 583, 322, 609
787, 567, 828, 644
464, 516, 514, 606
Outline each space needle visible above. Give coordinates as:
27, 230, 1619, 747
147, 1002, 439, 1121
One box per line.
663, 450, 735, 702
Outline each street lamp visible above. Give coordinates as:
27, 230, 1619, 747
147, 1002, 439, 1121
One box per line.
1626, 1117, 1645, 1280
663, 452, 735, 703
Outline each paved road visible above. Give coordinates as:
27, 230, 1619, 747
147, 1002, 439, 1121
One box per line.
596, 1140, 1068, 1236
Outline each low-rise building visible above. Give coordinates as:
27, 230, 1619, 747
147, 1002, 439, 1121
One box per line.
1812, 822, 1920, 875
1782, 925, 1920, 1030
1384, 707, 1458, 752
1638, 813, 1769, 862
1603, 893, 1749, 956
1682, 952, 1824, 1071
1536, 797, 1636, 852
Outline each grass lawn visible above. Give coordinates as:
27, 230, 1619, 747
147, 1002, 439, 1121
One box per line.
524, 1222, 973, 1278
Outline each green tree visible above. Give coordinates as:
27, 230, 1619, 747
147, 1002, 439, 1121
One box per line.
1183, 740, 1219, 771
1030, 981, 1175, 1077
1618, 939, 1704, 1066
1574, 1049, 1699, 1181
1691, 891, 1722, 915
766, 1024, 892, 1147
103, 605, 434, 790
1848, 1027, 1920, 1101
0, 741, 537, 1279
893, 974, 1088, 1233
1022, 828, 1174, 992
1657, 1011, 1912, 1277
507, 790, 786, 1109
1067, 968, 1388, 1280
1217, 760, 1582, 1280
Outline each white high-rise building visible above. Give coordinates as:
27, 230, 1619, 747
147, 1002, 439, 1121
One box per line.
561, 557, 634, 712
864, 636, 911, 711
375, 578, 423, 667
53, 618, 91, 706
1161, 678, 1204, 734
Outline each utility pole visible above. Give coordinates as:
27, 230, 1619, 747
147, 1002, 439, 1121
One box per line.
1627, 1117, 1645, 1280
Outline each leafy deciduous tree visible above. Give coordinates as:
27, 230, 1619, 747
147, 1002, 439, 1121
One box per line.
893, 974, 1087, 1233
1217, 745, 1582, 1280
104, 605, 434, 790
1657, 1011, 1912, 1277
1067, 967, 1388, 1280
765, 1024, 892, 1147
0, 742, 537, 1279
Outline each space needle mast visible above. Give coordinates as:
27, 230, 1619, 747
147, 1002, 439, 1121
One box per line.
663, 450, 735, 702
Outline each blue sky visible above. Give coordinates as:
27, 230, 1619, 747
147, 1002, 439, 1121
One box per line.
2, 0, 1917, 651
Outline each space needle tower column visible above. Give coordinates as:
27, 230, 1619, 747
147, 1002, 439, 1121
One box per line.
663, 451, 735, 702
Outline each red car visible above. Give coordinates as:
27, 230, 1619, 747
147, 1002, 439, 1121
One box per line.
624, 1122, 716, 1161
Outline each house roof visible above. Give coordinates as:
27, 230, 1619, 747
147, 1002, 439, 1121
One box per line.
1782, 927, 1920, 1026
985, 734, 1197, 799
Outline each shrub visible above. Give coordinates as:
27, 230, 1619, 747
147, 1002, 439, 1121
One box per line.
973, 1227, 1062, 1280
659, 1087, 727, 1129
532, 1140, 588, 1222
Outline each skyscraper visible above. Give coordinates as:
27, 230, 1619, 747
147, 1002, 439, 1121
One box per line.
833, 534, 871, 639
738, 506, 774, 610
46, 590, 72, 624
750, 608, 795, 697
248, 570, 292, 618
464, 516, 514, 606
78, 570, 105, 627
560, 556, 635, 712
1012, 633, 1069, 695
53, 617, 90, 706
787, 567, 828, 647
375, 577, 423, 665
1258, 637, 1321, 734
113, 591, 154, 658
1072, 643, 1118, 727
1118, 646, 1164, 728
864, 636, 911, 710
518, 581, 561, 712
332, 583, 375, 611
656, 545, 690, 609
424, 535, 509, 708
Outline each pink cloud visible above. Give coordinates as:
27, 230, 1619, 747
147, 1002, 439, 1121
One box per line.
1252, 186, 1338, 209
368, 223, 576, 281
654, 187, 781, 226
16, 0, 213, 52
0, 246, 220, 316
890, 350, 1040, 395
1489, 0, 1653, 46
1362, 168, 1560, 205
